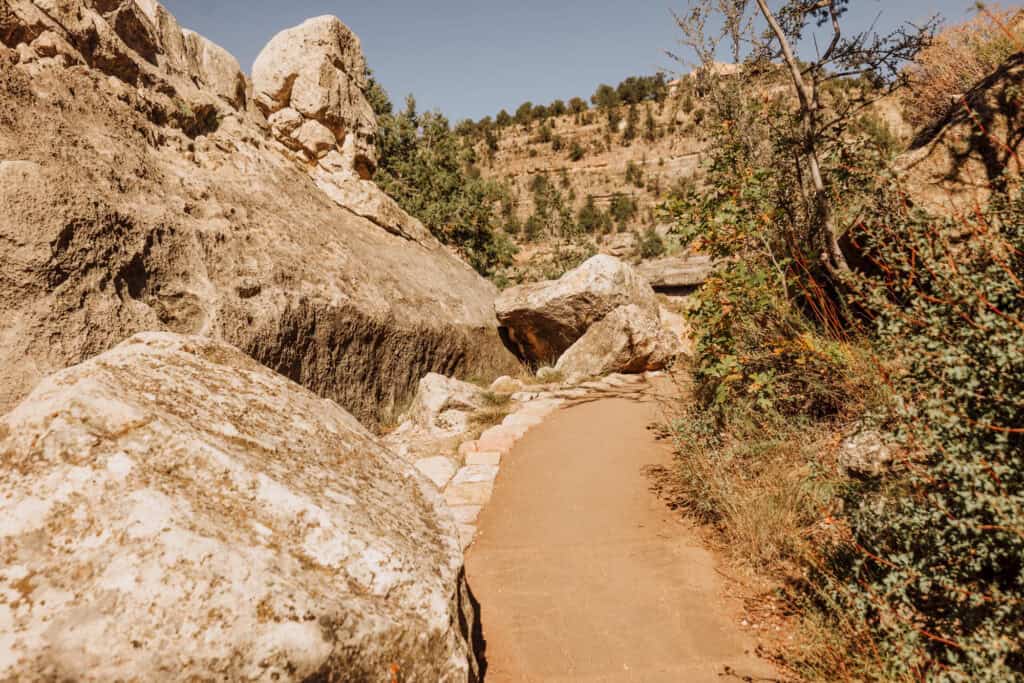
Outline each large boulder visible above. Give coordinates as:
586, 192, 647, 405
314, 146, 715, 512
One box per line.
495, 255, 659, 365
251, 15, 432, 243
252, 15, 376, 178
0, 333, 480, 681
554, 304, 680, 382
0, 2, 518, 426
896, 50, 1024, 213
403, 372, 488, 438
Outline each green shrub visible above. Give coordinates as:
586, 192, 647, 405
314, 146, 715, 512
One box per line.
643, 105, 659, 142
374, 94, 517, 276
840, 185, 1024, 680
608, 193, 637, 223
568, 140, 585, 161
577, 195, 602, 233
523, 215, 544, 241
514, 101, 534, 126
625, 161, 644, 187
638, 226, 666, 259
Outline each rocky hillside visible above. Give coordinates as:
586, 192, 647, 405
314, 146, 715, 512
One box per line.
0, 1, 518, 426
476, 90, 705, 229
467, 71, 908, 281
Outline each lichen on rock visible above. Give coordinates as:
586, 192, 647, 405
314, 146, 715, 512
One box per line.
0, 332, 481, 681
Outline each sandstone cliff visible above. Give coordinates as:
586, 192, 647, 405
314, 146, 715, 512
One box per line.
0, 0, 519, 426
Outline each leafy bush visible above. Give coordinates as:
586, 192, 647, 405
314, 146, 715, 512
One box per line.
590, 83, 620, 110
568, 140, 585, 161
374, 94, 517, 276
616, 73, 669, 104
663, 4, 1022, 680
536, 122, 553, 144
688, 262, 866, 423
643, 105, 659, 142
608, 193, 637, 224
638, 226, 666, 259
839, 185, 1024, 680
624, 161, 644, 187
514, 101, 534, 126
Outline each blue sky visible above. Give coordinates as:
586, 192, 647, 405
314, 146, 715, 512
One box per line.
163, 0, 978, 122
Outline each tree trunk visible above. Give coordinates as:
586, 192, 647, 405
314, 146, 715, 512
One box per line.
754, 0, 851, 275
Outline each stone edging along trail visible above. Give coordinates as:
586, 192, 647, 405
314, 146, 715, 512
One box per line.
412, 372, 663, 551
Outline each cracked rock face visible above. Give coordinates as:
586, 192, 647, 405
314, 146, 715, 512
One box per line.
0, 0, 248, 116
252, 15, 377, 178
554, 304, 680, 382
0, 333, 481, 682
0, 1, 518, 425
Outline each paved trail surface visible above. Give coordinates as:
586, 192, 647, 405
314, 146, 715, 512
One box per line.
465, 384, 779, 682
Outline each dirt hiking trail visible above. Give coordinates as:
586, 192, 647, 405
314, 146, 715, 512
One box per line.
465, 381, 780, 682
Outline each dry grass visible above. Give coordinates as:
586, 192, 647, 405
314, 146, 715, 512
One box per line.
663, 344, 897, 680
509, 366, 565, 387
904, 6, 1024, 128
464, 391, 514, 441
670, 401, 842, 570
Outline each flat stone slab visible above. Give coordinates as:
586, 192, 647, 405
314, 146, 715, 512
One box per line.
603, 374, 644, 387
466, 450, 502, 466
477, 425, 524, 452
637, 254, 714, 288
414, 456, 457, 489
518, 399, 563, 417
445, 482, 495, 506
452, 464, 500, 486
449, 505, 483, 525
502, 413, 544, 429
480, 424, 525, 440
554, 388, 588, 399
458, 440, 481, 456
